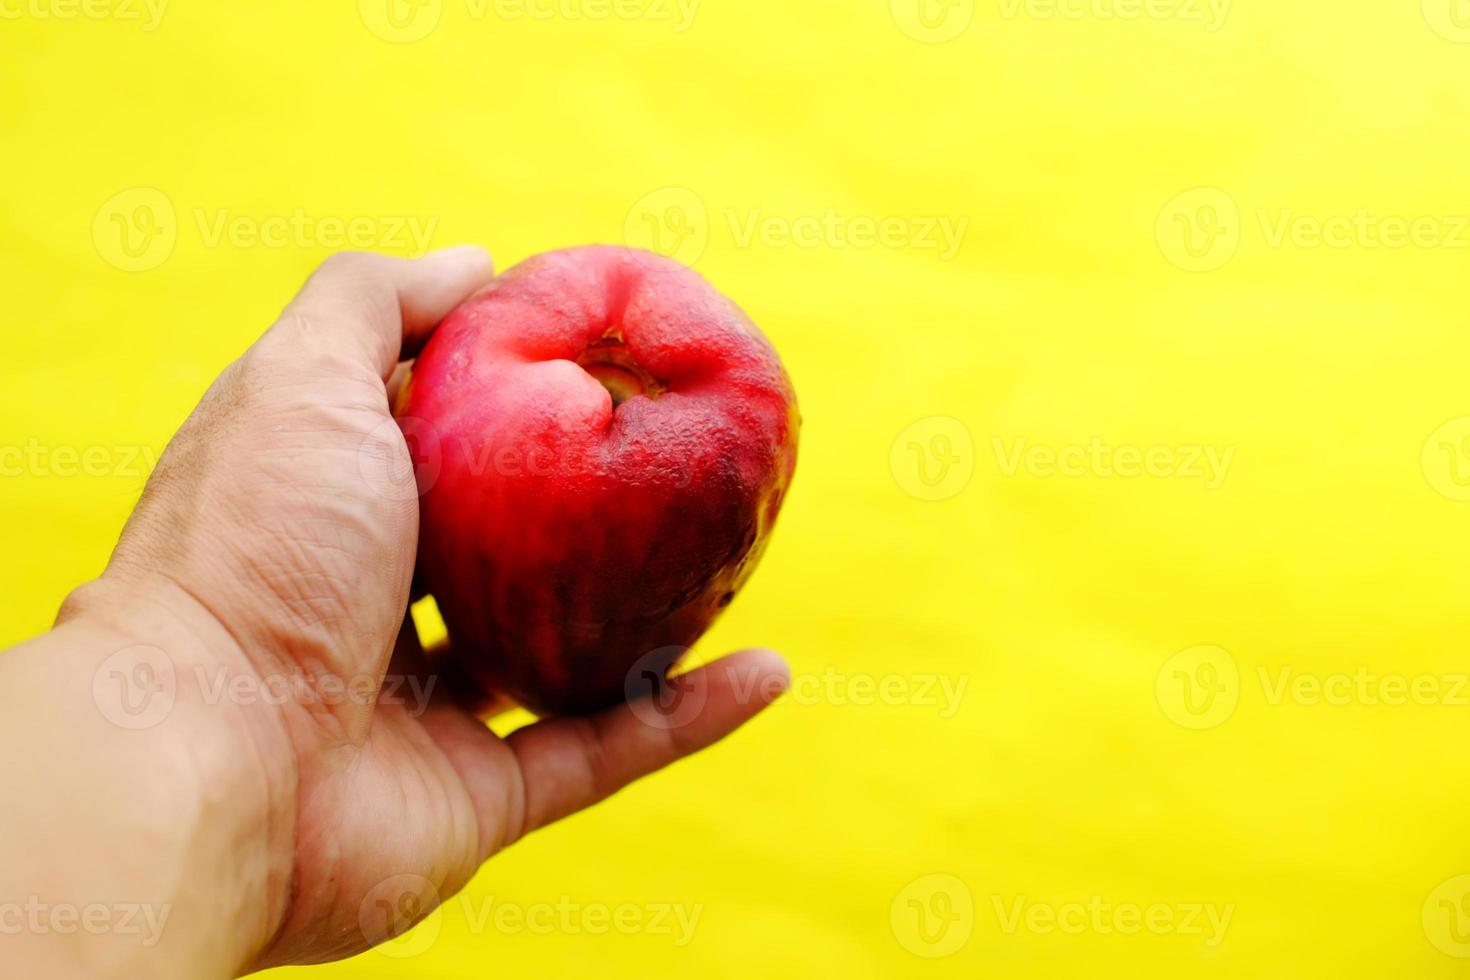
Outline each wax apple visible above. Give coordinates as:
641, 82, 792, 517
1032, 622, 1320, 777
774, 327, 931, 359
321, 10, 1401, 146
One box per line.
397, 246, 799, 715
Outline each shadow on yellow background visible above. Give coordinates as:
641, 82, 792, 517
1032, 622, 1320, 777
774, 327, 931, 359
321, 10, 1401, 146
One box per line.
5, 0, 1470, 975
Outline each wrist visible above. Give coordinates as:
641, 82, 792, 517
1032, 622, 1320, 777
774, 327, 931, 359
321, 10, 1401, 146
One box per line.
64, 571, 300, 796
0, 576, 299, 977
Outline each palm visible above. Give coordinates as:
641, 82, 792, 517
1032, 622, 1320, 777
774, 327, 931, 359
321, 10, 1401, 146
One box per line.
104, 251, 788, 972
257, 696, 518, 966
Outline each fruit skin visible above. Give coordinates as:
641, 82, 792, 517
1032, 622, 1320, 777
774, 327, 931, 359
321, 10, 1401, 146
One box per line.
397, 245, 799, 715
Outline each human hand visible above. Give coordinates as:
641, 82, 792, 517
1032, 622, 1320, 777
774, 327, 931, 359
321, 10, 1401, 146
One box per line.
8, 249, 789, 976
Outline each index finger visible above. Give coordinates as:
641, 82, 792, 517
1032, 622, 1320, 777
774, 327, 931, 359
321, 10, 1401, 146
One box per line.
502, 648, 792, 843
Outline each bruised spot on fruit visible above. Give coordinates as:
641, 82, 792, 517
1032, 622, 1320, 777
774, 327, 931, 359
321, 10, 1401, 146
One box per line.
718, 591, 735, 607
576, 333, 666, 408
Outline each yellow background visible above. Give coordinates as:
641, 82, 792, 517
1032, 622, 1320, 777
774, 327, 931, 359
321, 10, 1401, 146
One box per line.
5, 0, 1470, 975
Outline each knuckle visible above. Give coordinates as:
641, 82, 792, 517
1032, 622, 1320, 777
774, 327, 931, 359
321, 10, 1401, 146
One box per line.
314, 252, 397, 308
577, 717, 615, 800
317, 250, 378, 276
55, 577, 109, 626
254, 314, 386, 389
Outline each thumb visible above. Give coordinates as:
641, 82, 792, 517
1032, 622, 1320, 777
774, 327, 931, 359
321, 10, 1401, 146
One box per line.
267, 247, 495, 381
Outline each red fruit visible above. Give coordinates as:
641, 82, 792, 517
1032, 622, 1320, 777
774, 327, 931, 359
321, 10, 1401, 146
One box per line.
397, 246, 800, 715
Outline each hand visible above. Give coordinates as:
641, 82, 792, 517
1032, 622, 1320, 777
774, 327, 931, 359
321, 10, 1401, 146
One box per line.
2, 249, 789, 977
